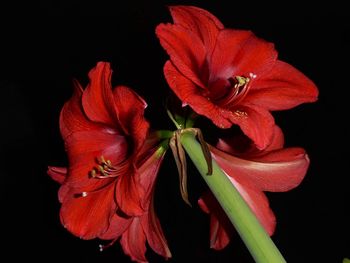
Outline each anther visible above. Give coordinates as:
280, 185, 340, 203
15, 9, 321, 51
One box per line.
89, 155, 120, 179
99, 238, 118, 252
234, 110, 248, 117
74, 192, 88, 198
99, 244, 104, 252
249, 72, 257, 79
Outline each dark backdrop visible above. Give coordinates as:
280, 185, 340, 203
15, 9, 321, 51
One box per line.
1, 1, 349, 262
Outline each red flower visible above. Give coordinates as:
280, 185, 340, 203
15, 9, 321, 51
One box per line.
198, 126, 310, 249
99, 144, 171, 262
156, 6, 318, 149
48, 143, 171, 263
49, 62, 149, 239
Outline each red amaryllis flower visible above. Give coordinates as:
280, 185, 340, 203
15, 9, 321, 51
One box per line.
99, 144, 171, 262
156, 6, 318, 149
48, 143, 171, 263
49, 62, 149, 239
198, 126, 310, 249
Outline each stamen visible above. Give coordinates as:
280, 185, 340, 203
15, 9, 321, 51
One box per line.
234, 110, 248, 117
217, 75, 252, 108
249, 72, 257, 79
89, 155, 122, 179
74, 192, 88, 198
99, 238, 118, 252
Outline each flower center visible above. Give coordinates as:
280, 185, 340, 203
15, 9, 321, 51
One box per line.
89, 155, 125, 179
217, 75, 250, 107
74, 155, 130, 198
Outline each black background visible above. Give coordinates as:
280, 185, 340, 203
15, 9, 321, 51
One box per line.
1, 0, 349, 262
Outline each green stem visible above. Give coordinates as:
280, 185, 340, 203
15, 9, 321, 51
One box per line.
181, 132, 286, 263
167, 109, 182, 129
184, 111, 197, 128
155, 130, 174, 139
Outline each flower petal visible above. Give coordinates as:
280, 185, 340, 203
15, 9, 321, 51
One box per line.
59, 80, 103, 140
47, 166, 67, 184
116, 169, 143, 216
82, 62, 121, 127
156, 23, 207, 88
64, 130, 128, 187
113, 86, 150, 153
58, 184, 70, 203
228, 104, 275, 150
228, 177, 276, 235
210, 29, 277, 81
59, 182, 116, 239
209, 213, 230, 250
265, 125, 284, 151
99, 214, 132, 240
164, 62, 275, 148
209, 29, 253, 80
120, 217, 147, 263
164, 61, 233, 128
141, 202, 171, 259
47, 166, 70, 202
210, 145, 309, 192
169, 5, 224, 55
216, 125, 284, 156
199, 193, 230, 250
245, 60, 319, 110
137, 145, 167, 209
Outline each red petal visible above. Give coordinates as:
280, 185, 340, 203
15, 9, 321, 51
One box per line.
169, 5, 223, 55
210, 145, 309, 192
209, 29, 253, 80
229, 177, 276, 235
265, 125, 284, 151
228, 104, 275, 150
120, 218, 147, 263
209, 214, 230, 250
136, 131, 163, 166
245, 60, 319, 110
113, 86, 149, 153
47, 166, 67, 184
59, 80, 104, 140
216, 125, 284, 156
200, 182, 275, 247
156, 24, 207, 88
164, 61, 233, 128
165, 62, 275, 148
59, 182, 116, 239
137, 146, 167, 209
198, 197, 210, 213
210, 29, 277, 81
64, 130, 128, 187
116, 169, 143, 216
198, 193, 231, 250
99, 214, 132, 240
82, 62, 121, 127
58, 184, 70, 203
141, 203, 171, 259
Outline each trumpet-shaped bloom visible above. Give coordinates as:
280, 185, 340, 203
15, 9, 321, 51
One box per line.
156, 6, 318, 149
49, 143, 171, 263
198, 126, 310, 249
99, 144, 171, 262
50, 62, 149, 239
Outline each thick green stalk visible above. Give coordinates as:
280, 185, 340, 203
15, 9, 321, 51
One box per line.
181, 132, 286, 263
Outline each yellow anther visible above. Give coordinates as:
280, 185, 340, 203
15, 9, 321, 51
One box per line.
235, 76, 250, 87
90, 169, 97, 178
